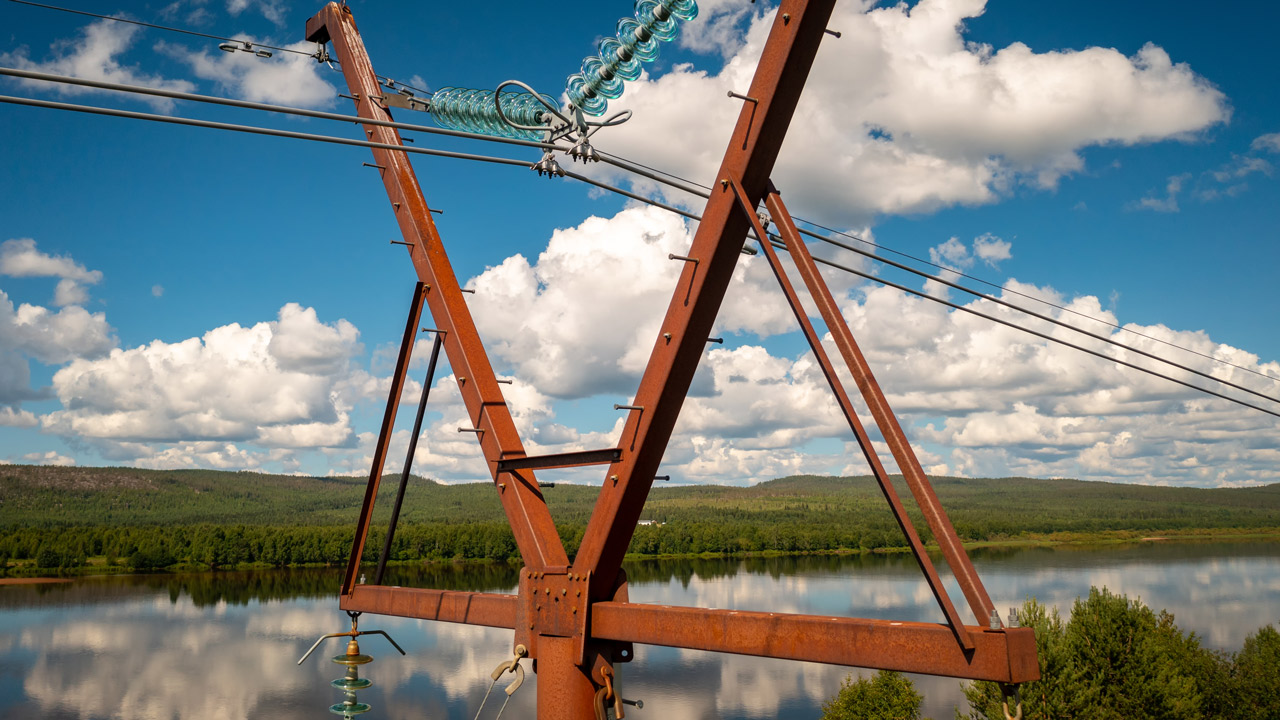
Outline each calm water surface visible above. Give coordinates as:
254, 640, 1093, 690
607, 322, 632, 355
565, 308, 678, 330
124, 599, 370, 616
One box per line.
1, 540, 1277, 720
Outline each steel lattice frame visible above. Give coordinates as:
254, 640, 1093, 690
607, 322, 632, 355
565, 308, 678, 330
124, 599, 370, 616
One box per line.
303, 2, 1038, 717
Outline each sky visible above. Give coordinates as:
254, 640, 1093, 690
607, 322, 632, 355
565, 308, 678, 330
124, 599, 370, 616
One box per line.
1, 0, 1278, 487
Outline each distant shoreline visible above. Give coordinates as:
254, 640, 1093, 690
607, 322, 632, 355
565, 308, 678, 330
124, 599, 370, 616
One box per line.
5, 528, 1276, 581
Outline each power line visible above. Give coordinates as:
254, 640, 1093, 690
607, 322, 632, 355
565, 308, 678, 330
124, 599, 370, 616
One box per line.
798, 227, 1280, 406
764, 237, 1280, 421
791, 215, 1280, 383
5, 0, 313, 56
4, 89, 1276, 420
594, 149, 1278, 385
2, 0, 433, 96
0, 93, 534, 168
588, 150, 1280, 403
12, 0, 1267, 387
0, 66, 560, 152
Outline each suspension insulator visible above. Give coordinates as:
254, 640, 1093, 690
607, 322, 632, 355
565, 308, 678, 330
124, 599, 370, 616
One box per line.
565, 0, 700, 117
428, 86, 557, 140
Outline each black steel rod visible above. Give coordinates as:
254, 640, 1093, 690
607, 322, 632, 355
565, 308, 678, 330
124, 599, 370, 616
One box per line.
375, 331, 444, 585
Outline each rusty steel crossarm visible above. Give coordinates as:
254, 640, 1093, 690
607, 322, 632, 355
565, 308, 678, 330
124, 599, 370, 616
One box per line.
341, 585, 518, 629
764, 188, 996, 624
575, 0, 839, 600
591, 602, 1040, 683
306, 3, 568, 573
730, 178, 974, 651
338, 584, 1037, 683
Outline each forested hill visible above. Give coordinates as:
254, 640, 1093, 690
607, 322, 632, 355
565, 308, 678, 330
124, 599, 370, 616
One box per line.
2, 464, 1278, 536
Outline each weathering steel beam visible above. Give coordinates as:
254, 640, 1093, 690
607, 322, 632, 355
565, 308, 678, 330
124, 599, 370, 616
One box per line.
573, 0, 840, 601
337, 587, 1038, 683
306, 2, 568, 572
590, 603, 1039, 683
765, 187, 998, 624
731, 178, 974, 650
496, 448, 623, 473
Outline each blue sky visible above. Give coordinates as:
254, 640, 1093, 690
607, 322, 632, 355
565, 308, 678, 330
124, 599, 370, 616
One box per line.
1, 0, 1277, 486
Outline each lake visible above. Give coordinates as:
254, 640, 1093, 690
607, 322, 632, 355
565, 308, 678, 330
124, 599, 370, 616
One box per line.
1, 540, 1277, 719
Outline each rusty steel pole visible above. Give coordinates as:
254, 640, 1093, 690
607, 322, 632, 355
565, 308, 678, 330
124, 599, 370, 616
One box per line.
304, 4, 570, 586
307, 3, 1038, 717
574, 0, 840, 602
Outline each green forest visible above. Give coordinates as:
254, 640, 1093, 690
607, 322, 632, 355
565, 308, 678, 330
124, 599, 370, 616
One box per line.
1, 464, 1277, 573
822, 588, 1280, 720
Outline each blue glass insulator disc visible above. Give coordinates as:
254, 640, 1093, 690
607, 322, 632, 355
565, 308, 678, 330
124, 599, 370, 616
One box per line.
662, 0, 698, 21
599, 38, 642, 81
430, 86, 543, 140
430, 87, 461, 129
449, 88, 481, 132
469, 90, 499, 135
332, 677, 373, 691
582, 57, 625, 99
566, 74, 609, 115
329, 702, 372, 716
617, 18, 660, 62
636, 0, 679, 42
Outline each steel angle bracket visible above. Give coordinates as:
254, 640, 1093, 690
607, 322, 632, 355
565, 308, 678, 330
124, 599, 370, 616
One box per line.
380, 92, 429, 113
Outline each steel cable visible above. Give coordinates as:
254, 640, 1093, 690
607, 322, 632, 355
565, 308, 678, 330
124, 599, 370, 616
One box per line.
7, 0, 1269, 385
3, 90, 1276, 419
2, 0, 432, 96
0, 67, 562, 152
594, 149, 1278, 385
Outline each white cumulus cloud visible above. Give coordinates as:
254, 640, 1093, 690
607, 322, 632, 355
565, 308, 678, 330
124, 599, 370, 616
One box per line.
0, 20, 195, 112
42, 304, 361, 454
162, 38, 336, 108
590, 0, 1229, 225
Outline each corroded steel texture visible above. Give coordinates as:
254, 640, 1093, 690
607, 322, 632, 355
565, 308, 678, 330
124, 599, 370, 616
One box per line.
573, 0, 840, 602
765, 187, 998, 624
536, 636, 599, 720
731, 179, 973, 650
591, 603, 1041, 683
306, 2, 569, 575
340, 585, 517, 629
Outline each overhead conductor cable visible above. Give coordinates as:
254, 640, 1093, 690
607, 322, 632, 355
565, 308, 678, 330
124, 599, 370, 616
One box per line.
2, 79, 1275, 419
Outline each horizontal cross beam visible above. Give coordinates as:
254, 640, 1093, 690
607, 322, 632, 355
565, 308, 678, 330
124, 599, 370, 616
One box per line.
340, 586, 1039, 683
497, 448, 622, 473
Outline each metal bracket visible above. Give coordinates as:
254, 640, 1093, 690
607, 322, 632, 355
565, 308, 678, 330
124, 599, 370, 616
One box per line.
516, 568, 591, 664
380, 91, 430, 113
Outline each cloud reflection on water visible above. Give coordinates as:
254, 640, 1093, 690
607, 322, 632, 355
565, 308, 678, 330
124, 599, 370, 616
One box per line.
0, 541, 1276, 720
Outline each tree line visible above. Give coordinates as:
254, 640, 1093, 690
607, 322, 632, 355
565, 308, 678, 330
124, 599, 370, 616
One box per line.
1, 519, 936, 572
823, 587, 1279, 720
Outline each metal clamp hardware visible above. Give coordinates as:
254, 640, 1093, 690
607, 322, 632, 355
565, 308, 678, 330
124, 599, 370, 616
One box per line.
533, 150, 565, 178
297, 611, 406, 666
593, 665, 641, 720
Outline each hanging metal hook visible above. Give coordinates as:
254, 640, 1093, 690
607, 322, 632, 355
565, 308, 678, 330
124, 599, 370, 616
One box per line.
1000, 683, 1023, 720
473, 645, 528, 720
